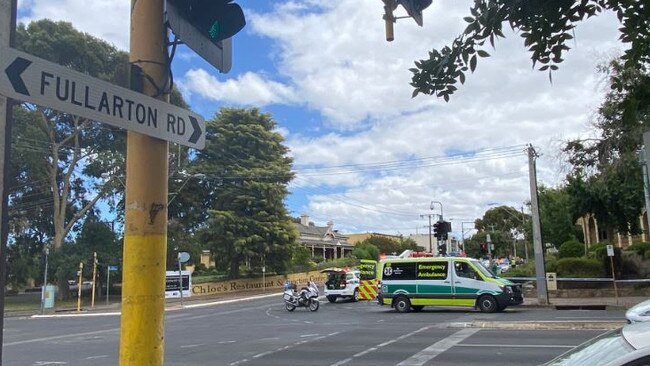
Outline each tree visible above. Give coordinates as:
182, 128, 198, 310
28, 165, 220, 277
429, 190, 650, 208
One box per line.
194, 108, 297, 278
352, 242, 380, 261
410, 1, 649, 101
536, 186, 584, 247
475, 205, 527, 234
8, 20, 128, 297
564, 59, 649, 235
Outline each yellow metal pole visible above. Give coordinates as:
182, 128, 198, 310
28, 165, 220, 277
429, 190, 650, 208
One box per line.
91, 252, 97, 308
119, 0, 169, 364
76, 262, 83, 312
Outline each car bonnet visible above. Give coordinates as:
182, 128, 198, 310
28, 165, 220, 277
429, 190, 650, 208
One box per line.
622, 321, 650, 350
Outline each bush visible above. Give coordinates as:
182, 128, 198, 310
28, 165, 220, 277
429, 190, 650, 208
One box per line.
352, 243, 380, 261
500, 256, 557, 277
558, 240, 584, 258
626, 242, 650, 257
556, 257, 604, 277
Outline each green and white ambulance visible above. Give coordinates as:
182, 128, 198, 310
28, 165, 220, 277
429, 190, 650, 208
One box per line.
376, 256, 523, 313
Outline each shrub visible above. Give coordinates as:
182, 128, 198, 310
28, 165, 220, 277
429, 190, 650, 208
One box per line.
558, 240, 585, 258
501, 257, 558, 278
556, 257, 604, 277
626, 242, 650, 257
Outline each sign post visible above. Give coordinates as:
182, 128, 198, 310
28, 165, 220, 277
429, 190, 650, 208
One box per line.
106, 265, 118, 306
607, 244, 618, 303
0, 47, 205, 149
177, 251, 190, 307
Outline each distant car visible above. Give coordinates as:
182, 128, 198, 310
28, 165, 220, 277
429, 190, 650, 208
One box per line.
541, 321, 650, 366
321, 268, 360, 303
626, 298, 650, 323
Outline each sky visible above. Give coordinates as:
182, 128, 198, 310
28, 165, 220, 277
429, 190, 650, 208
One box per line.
16, 0, 625, 239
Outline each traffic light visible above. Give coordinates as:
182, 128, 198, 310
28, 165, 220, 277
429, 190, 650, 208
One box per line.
396, 0, 432, 26
170, 0, 246, 44
433, 220, 443, 239
438, 243, 447, 256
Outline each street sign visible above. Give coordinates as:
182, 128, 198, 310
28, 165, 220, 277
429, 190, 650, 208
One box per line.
606, 244, 614, 257
108, 265, 119, 271
0, 47, 205, 149
178, 251, 190, 263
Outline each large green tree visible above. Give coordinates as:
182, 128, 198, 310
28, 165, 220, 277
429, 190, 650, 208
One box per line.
564, 59, 649, 235
8, 20, 128, 297
194, 108, 297, 278
537, 186, 584, 247
410, 0, 648, 100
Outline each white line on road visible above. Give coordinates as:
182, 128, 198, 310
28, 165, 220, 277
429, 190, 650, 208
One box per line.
85, 355, 108, 360
230, 332, 340, 366
396, 328, 480, 366
300, 334, 320, 338
218, 340, 237, 344
4, 328, 119, 347
33, 362, 68, 365
455, 344, 574, 348
330, 325, 434, 366
180, 344, 205, 349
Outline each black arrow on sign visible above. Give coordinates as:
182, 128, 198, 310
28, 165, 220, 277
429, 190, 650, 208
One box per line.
189, 116, 202, 144
5, 57, 32, 96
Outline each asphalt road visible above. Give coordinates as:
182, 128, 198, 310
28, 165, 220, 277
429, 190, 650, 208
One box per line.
2, 296, 628, 366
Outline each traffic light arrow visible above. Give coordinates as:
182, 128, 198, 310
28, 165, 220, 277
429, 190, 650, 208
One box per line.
5, 57, 32, 96
189, 115, 202, 144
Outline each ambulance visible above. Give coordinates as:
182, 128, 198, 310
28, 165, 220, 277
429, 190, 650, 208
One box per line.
376, 256, 523, 313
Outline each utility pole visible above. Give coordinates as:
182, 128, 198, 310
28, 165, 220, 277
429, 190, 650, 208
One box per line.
419, 213, 435, 252
640, 134, 650, 238
0, 0, 16, 361
527, 144, 548, 305
120, 0, 169, 364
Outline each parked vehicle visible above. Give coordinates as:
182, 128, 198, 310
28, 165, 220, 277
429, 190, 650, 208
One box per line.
283, 281, 319, 312
322, 268, 361, 303
377, 256, 523, 313
541, 321, 650, 366
626, 298, 650, 323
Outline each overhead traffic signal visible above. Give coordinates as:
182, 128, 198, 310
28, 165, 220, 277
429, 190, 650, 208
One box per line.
396, 0, 432, 26
170, 0, 246, 44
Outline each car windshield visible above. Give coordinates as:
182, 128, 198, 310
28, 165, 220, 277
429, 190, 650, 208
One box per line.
542, 328, 635, 366
472, 260, 497, 279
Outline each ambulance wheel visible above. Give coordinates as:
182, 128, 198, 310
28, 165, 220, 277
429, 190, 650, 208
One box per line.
411, 305, 424, 312
353, 288, 360, 302
477, 295, 498, 313
393, 296, 411, 313
327, 296, 337, 303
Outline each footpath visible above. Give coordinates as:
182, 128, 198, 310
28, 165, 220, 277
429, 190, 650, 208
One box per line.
6, 291, 646, 319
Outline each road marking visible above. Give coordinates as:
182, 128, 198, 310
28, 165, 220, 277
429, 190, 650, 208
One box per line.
180, 344, 205, 349
396, 328, 480, 366
4, 328, 119, 347
300, 334, 319, 337
218, 340, 236, 344
85, 355, 108, 360
330, 325, 434, 366
455, 344, 574, 348
229, 332, 340, 366
33, 362, 68, 365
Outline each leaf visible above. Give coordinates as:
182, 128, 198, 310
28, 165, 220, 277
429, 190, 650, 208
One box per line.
463, 17, 475, 23
459, 72, 466, 84
539, 65, 550, 71
470, 54, 477, 72
477, 50, 490, 57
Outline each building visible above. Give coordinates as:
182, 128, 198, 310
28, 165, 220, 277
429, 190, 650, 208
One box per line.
346, 232, 402, 245
576, 211, 649, 249
294, 214, 354, 261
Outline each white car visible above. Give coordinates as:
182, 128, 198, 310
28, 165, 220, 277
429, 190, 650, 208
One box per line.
626, 298, 650, 323
541, 321, 650, 366
321, 268, 360, 303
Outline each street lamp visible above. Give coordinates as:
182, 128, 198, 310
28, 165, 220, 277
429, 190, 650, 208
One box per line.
430, 201, 443, 219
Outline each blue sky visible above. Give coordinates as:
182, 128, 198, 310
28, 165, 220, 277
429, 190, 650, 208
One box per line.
17, 0, 624, 239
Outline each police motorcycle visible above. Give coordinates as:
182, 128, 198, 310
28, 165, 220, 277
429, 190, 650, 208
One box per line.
283, 281, 319, 312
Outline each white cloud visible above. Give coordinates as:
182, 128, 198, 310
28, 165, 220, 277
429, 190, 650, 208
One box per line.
180, 69, 299, 106
19, 0, 130, 50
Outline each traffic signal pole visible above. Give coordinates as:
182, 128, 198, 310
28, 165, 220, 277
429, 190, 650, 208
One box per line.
120, 0, 169, 364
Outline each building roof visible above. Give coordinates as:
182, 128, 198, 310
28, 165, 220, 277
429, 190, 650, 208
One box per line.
293, 222, 352, 248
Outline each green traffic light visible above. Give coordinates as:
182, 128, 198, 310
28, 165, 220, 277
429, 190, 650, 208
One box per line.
208, 21, 220, 40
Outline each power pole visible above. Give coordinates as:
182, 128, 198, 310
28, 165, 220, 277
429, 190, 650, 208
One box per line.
120, 0, 169, 364
0, 0, 16, 362
640, 133, 650, 238
527, 144, 548, 305
419, 213, 434, 252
